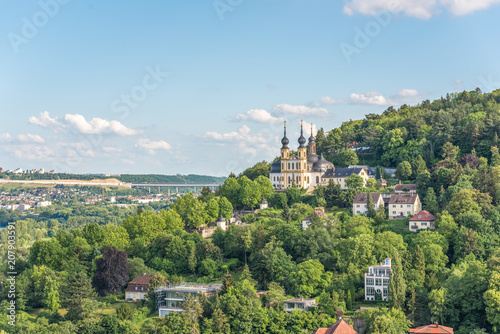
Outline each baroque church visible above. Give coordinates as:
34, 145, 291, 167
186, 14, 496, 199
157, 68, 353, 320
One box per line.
269, 121, 369, 190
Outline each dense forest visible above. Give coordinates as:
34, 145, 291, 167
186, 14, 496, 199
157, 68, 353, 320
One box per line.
2, 88, 500, 334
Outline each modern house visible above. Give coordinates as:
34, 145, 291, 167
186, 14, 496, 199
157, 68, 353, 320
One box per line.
365, 258, 392, 301
388, 193, 422, 220
352, 193, 384, 216
125, 273, 156, 301
156, 283, 222, 317
313, 318, 358, 334
409, 210, 436, 232
394, 184, 417, 193
409, 323, 453, 333
283, 298, 317, 312
302, 207, 329, 230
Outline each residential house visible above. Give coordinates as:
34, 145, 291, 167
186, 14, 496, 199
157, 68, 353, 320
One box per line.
283, 298, 316, 312
409, 210, 436, 232
125, 273, 156, 301
156, 283, 222, 317
313, 318, 358, 334
260, 199, 268, 210
409, 323, 454, 333
394, 184, 417, 193
302, 207, 329, 230
322, 167, 370, 190
388, 193, 422, 220
352, 193, 384, 216
365, 258, 392, 301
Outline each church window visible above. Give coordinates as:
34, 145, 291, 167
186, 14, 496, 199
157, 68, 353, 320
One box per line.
316, 176, 319, 183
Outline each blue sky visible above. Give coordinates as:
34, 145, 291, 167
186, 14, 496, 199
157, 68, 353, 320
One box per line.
1, 0, 500, 176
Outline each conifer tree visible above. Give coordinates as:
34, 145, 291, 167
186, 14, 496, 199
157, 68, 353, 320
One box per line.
347, 290, 353, 311
281, 203, 291, 222
388, 250, 406, 309
423, 187, 438, 214
366, 193, 377, 218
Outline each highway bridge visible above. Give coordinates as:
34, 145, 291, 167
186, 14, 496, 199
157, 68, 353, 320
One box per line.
131, 183, 223, 194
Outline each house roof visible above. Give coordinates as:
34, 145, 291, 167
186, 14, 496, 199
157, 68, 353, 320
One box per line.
128, 273, 154, 285
322, 167, 365, 178
389, 193, 419, 204
409, 210, 436, 221
394, 184, 416, 191
409, 324, 453, 333
313, 318, 358, 334
303, 209, 329, 221
353, 193, 382, 204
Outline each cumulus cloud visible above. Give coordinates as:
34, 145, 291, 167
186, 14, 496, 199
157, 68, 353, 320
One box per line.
397, 89, 419, 97
319, 96, 343, 105
29, 111, 64, 130
0, 133, 12, 142
349, 91, 391, 105
135, 138, 171, 154
272, 104, 328, 116
102, 146, 122, 153
16, 133, 45, 143
64, 114, 140, 136
235, 109, 284, 124
204, 125, 275, 156
343, 0, 500, 19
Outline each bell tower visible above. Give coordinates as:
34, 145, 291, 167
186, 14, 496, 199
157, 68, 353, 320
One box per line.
297, 120, 308, 189
280, 121, 290, 189
308, 124, 316, 155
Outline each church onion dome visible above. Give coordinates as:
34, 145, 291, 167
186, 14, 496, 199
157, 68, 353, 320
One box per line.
281, 121, 289, 148
298, 120, 307, 148
312, 154, 332, 172
270, 159, 281, 173
307, 153, 319, 164
308, 125, 315, 143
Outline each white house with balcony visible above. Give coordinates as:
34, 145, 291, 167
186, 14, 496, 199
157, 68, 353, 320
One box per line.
156, 283, 221, 317
365, 258, 392, 301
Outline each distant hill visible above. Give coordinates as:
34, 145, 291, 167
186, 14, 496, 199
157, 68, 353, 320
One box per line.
3, 173, 226, 184
314, 88, 500, 167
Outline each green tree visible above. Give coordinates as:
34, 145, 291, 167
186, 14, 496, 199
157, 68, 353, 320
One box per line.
285, 184, 301, 205
218, 196, 234, 219
206, 197, 220, 221
171, 193, 207, 228
238, 176, 261, 209
220, 177, 241, 207
44, 276, 60, 312
255, 175, 275, 201
100, 224, 130, 250
388, 250, 406, 309
366, 193, 377, 218
423, 187, 438, 214
116, 303, 135, 321
335, 149, 359, 167
325, 179, 343, 208
347, 290, 353, 311
267, 282, 286, 307
241, 160, 270, 180
281, 203, 292, 222
395, 161, 412, 181
346, 174, 364, 190
484, 272, 500, 332
412, 155, 427, 179
63, 271, 98, 320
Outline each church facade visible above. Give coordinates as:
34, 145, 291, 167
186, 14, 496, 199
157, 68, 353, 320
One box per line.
269, 121, 369, 190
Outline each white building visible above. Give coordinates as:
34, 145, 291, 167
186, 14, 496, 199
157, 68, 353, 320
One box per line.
301, 207, 329, 230
409, 210, 436, 232
352, 193, 384, 216
156, 284, 221, 317
36, 201, 52, 208
283, 298, 317, 312
365, 258, 392, 301
389, 193, 422, 220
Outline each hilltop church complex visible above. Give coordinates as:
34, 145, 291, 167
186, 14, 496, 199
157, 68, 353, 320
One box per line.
269, 121, 370, 190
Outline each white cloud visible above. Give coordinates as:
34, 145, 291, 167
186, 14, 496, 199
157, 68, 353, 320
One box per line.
343, 0, 500, 19
135, 138, 171, 154
349, 91, 391, 105
204, 125, 275, 156
16, 133, 45, 143
235, 109, 284, 124
29, 111, 64, 130
272, 104, 328, 116
397, 89, 419, 97
64, 114, 140, 136
5, 144, 54, 161
102, 146, 122, 153
0, 133, 12, 142
319, 96, 342, 105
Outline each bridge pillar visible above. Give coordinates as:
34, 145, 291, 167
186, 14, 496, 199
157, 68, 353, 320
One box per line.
194, 186, 197, 192
176, 186, 179, 194
148, 187, 151, 193
168, 189, 170, 197
158, 186, 160, 194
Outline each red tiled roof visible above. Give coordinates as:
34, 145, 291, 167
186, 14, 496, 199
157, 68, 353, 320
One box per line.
409, 210, 436, 222
394, 184, 416, 191
409, 324, 453, 333
313, 319, 358, 334
128, 273, 154, 285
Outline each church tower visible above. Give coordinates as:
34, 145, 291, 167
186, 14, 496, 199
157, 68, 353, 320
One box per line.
297, 120, 308, 189
308, 125, 316, 155
280, 121, 290, 189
